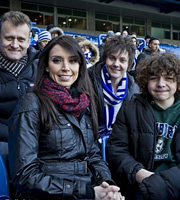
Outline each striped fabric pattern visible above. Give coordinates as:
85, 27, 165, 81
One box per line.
0, 52, 28, 77
100, 64, 128, 136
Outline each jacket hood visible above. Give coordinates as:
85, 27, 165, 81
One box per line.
49, 27, 64, 36
78, 39, 99, 67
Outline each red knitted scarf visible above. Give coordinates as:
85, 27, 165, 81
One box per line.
41, 77, 90, 117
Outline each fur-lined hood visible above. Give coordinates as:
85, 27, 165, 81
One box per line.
78, 39, 99, 67
49, 27, 64, 36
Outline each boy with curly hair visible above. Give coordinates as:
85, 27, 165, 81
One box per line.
106, 53, 180, 200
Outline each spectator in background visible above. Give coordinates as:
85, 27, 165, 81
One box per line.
129, 32, 137, 38
106, 53, 180, 200
99, 30, 115, 61
8, 35, 124, 200
34, 30, 51, 52
136, 37, 165, 66
46, 24, 55, 31
89, 36, 139, 141
122, 30, 128, 38
129, 36, 140, 76
144, 34, 151, 47
0, 11, 39, 166
75, 36, 99, 68
115, 32, 121, 36
48, 26, 64, 38
137, 34, 151, 53
30, 29, 37, 46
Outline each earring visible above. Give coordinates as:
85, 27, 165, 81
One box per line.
46, 68, 49, 72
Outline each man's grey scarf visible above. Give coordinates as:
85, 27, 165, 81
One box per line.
0, 52, 28, 77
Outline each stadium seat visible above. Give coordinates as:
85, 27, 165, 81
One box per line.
0, 152, 11, 200
101, 135, 110, 161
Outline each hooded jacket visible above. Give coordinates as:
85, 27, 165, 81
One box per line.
49, 27, 64, 36
106, 94, 180, 200
78, 39, 99, 67
8, 92, 114, 200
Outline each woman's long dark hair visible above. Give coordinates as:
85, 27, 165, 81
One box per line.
33, 35, 98, 138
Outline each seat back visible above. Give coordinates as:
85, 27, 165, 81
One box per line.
101, 135, 110, 161
0, 152, 10, 200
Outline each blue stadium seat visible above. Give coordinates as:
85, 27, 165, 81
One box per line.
0, 152, 11, 200
101, 135, 110, 161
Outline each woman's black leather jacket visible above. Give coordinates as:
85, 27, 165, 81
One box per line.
8, 93, 114, 200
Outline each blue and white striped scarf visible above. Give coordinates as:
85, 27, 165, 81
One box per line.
99, 64, 128, 137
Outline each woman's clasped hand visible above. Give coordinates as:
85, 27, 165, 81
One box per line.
95, 182, 125, 200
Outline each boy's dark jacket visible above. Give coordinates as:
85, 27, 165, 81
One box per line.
107, 94, 180, 200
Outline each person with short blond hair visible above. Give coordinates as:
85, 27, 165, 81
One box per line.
0, 11, 39, 165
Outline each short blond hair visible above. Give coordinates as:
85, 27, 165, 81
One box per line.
0, 11, 31, 33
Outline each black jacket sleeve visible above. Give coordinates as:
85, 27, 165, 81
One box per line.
106, 103, 145, 186
140, 165, 180, 200
87, 141, 115, 186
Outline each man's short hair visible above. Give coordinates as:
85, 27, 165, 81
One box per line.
149, 37, 159, 44
144, 35, 151, 40
0, 11, 31, 33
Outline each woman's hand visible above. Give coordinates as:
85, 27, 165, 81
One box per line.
94, 181, 125, 200
136, 169, 154, 183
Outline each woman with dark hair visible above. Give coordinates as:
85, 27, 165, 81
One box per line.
8, 36, 124, 200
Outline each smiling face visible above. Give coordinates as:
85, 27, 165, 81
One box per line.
47, 44, 80, 89
148, 72, 177, 109
0, 20, 30, 61
105, 50, 129, 85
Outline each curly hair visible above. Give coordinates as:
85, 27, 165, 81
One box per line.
135, 53, 180, 99
102, 36, 136, 70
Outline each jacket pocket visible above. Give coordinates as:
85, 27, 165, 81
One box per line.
55, 116, 77, 154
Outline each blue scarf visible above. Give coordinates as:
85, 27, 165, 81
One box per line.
84, 50, 92, 65
100, 64, 128, 137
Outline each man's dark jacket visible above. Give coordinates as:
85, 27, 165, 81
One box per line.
136, 46, 165, 66
0, 47, 39, 164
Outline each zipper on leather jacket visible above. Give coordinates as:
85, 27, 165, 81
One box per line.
17, 78, 20, 90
